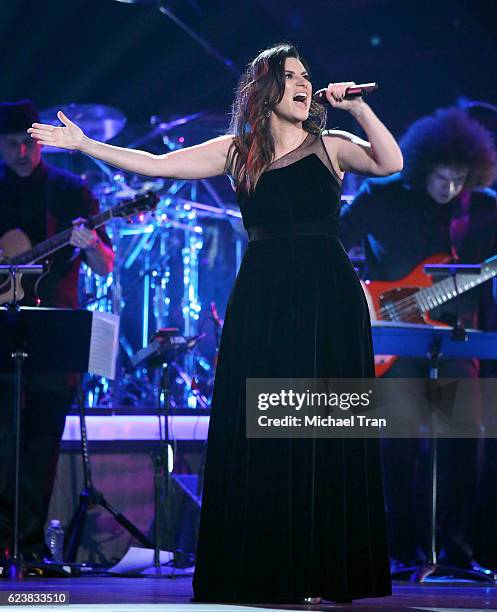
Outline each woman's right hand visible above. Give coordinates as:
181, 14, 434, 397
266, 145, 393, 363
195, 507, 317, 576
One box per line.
28, 111, 85, 151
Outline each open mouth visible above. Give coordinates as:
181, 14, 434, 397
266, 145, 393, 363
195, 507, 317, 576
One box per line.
293, 92, 308, 108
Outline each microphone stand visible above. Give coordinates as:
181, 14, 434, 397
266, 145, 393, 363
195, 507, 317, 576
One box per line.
64, 383, 155, 563
130, 328, 203, 576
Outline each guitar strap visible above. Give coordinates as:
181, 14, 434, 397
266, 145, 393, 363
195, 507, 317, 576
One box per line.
45, 172, 57, 241
44, 172, 76, 268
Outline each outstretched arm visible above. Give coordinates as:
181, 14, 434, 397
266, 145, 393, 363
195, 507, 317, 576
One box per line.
322, 83, 403, 177
29, 111, 233, 179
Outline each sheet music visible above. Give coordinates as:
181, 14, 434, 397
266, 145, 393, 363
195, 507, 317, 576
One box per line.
88, 311, 120, 379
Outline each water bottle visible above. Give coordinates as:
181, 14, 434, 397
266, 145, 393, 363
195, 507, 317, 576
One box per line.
45, 519, 64, 562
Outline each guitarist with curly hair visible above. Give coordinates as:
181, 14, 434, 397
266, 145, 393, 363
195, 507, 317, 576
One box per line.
339, 107, 497, 574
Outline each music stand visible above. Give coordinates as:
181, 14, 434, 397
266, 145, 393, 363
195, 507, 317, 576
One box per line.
0, 304, 128, 578
62, 313, 155, 563
1, 263, 43, 579
0, 302, 98, 579
372, 321, 497, 584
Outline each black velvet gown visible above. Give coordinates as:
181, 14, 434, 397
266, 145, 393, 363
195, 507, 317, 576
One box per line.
192, 132, 391, 602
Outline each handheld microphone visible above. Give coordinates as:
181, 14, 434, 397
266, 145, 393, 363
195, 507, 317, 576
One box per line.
313, 82, 378, 105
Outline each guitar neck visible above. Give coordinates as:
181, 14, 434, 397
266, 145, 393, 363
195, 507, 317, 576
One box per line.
11, 209, 113, 265
417, 255, 497, 311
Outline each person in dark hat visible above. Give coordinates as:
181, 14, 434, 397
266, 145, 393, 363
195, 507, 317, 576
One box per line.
0, 100, 114, 563
0, 100, 42, 178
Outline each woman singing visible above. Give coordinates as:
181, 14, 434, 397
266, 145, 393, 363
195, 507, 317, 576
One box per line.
30, 43, 402, 603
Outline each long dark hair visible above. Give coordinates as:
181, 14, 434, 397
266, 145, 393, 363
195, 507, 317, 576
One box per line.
227, 43, 327, 194
400, 107, 497, 189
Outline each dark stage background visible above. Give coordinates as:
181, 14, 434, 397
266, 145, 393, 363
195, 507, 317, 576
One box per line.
1, 0, 496, 136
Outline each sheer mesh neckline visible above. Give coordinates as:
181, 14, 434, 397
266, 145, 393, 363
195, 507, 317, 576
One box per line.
270, 132, 311, 167
267, 132, 342, 183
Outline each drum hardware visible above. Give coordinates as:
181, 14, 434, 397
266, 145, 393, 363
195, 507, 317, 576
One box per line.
83, 374, 112, 408
126, 112, 206, 151
461, 100, 497, 150
171, 196, 241, 220
105, 331, 159, 409
121, 226, 156, 269
40, 107, 241, 410
35, 104, 238, 411
85, 227, 221, 409
145, 207, 204, 406
128, 176, 165, 194
169, 198, 245, 273
40, 103, 127, 148
65, 382, 154, 564
124, 207, 209, 408
79, 263, 114, 312
152, 264, 172, 329
108, 173, 138, 202
126, 327, 205, 574
140, 230, 159, 349
77, 155, 119, 200
112, 368, 156, 407
174, 176, 230, 214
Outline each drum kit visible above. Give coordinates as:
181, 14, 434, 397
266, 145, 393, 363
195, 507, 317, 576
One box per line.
40, 102, 245, 408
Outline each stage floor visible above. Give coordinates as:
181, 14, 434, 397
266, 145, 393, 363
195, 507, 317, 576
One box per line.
0, 578, 496, 610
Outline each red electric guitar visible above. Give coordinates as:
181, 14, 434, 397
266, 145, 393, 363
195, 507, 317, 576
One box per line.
361, 253, 497, 376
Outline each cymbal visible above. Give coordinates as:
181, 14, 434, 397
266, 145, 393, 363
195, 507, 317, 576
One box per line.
114, 177, 165, 200
40, 103, 127, 148
126, 112, 205, 149
128, 176, 165, 192
464, 100, 497, 133
164, 113, 230, 144
126, 113, 229, 153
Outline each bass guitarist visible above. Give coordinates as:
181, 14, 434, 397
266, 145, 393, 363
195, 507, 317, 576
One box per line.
339, 107, 497, 573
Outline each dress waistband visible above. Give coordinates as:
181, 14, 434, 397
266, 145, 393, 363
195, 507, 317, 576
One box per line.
247, 220, 338, 242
